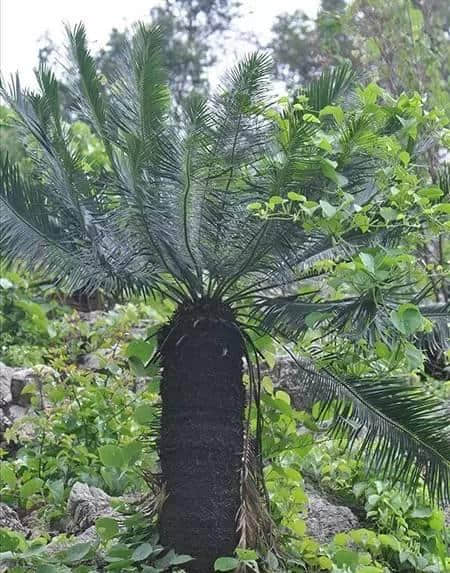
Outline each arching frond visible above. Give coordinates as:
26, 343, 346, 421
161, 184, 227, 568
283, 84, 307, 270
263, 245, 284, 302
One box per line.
66, 22, 112, 145
303, 63, 356, 112
0, 156, 158, 294
289, 355, 450, 505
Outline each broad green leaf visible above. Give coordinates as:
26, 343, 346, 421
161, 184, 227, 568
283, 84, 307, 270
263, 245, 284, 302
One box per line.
214, 557, 240, 571
417, 186, 443, 200
47, 479, 65, 504
126, 339, 155, 362
404, 342, 424, 370
319, 105, 344, 124
359, 82, 382, 105
379, 534, 400, 550
128, 356, 156, 377
319, 200, 337, 218
63, 542, 92, 563
236, 548, 258, 561
171, 554, 193, 565
275, 390, 291, 405
318, 556, 333, 570
334, 532, 350, 545
359, 253, 375, 274
354, 213, 370, 232
391, 304, 423, 336
0, 529, 27, 552
96, 517, 119, 541
303, 112, 320, 123
287, 191, 306, 202
375, 341, 390, 360
305, 311, 324, 328
428, 511, 444, 531
123, 440, 142, 463
334, 549, 359, 568
398, 151, 410, 166
20, 477, 43, 498
98, 445, 125, 468
291, 518, 306, 535
134, 403, 155, 425
432, 203, 450, 214
409, 506, 432, 518
262, 376, 273, 394
380, 207, 398, 222
132, 542, 153, 561
320, 159, 348, 186
0, 465, 17, 488
268, 195, 284, 208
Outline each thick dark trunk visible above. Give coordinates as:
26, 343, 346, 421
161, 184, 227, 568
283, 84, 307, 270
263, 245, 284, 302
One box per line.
159, 302, 245, 573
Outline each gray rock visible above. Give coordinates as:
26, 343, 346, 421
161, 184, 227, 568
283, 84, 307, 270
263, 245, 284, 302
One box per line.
0, 503, 29, 535
0, 411, 12, 433
7, 406, 35, 441
75, 524, 99, 544
77, 310, 106, 325
11, 366, 58, 407
42, 526, 100, 558
0, 362, 13, 405
306, 489, 360, 543
67, 482, 118, 534
21, 508, 47, 538
8, 404, 28, 422
10, 370, 32, 405
1, 365, 58, 444
269, 356, 317, 411
78, 348, 112, 371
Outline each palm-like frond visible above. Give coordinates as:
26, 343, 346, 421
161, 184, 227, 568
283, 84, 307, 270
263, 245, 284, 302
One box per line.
289, 354, 450, 505
303, 63, 356, 112
417, 303, 449, 357
66, 23, 111, 145
0, 155, 158, 294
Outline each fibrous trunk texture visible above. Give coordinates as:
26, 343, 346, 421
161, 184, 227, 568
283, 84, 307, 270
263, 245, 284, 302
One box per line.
159, 302, 245, 572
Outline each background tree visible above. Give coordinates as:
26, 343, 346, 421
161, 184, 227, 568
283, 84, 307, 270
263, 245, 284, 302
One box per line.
269, 0, 449, 106
1, 24, 449, 572
268, 0, 352, 88
346, 0, 449, 110
150, 0, 240, 104
37, 0, 240, 109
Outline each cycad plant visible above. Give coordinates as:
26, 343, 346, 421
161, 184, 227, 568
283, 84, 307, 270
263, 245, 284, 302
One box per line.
1, 24, 449, 573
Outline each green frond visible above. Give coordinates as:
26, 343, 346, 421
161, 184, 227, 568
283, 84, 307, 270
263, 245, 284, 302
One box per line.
303, 63, 356, 112
109, 23, 170, 147
180, 53, 274, 284
257, 296, 359, 339
417, 303, 449, 356
66, 23, 111, 145
290, 354, 450, 505
0, 155, 160, 295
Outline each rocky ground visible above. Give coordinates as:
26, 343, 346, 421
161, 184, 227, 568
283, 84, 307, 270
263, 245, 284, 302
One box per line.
1, 308, 448, 567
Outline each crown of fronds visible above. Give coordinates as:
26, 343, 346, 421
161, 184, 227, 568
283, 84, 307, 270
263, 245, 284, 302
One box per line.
1, 23, 449, 504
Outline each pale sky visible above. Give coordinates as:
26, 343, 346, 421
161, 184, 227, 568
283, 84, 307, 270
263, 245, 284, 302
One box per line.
0, 0, 319, 88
